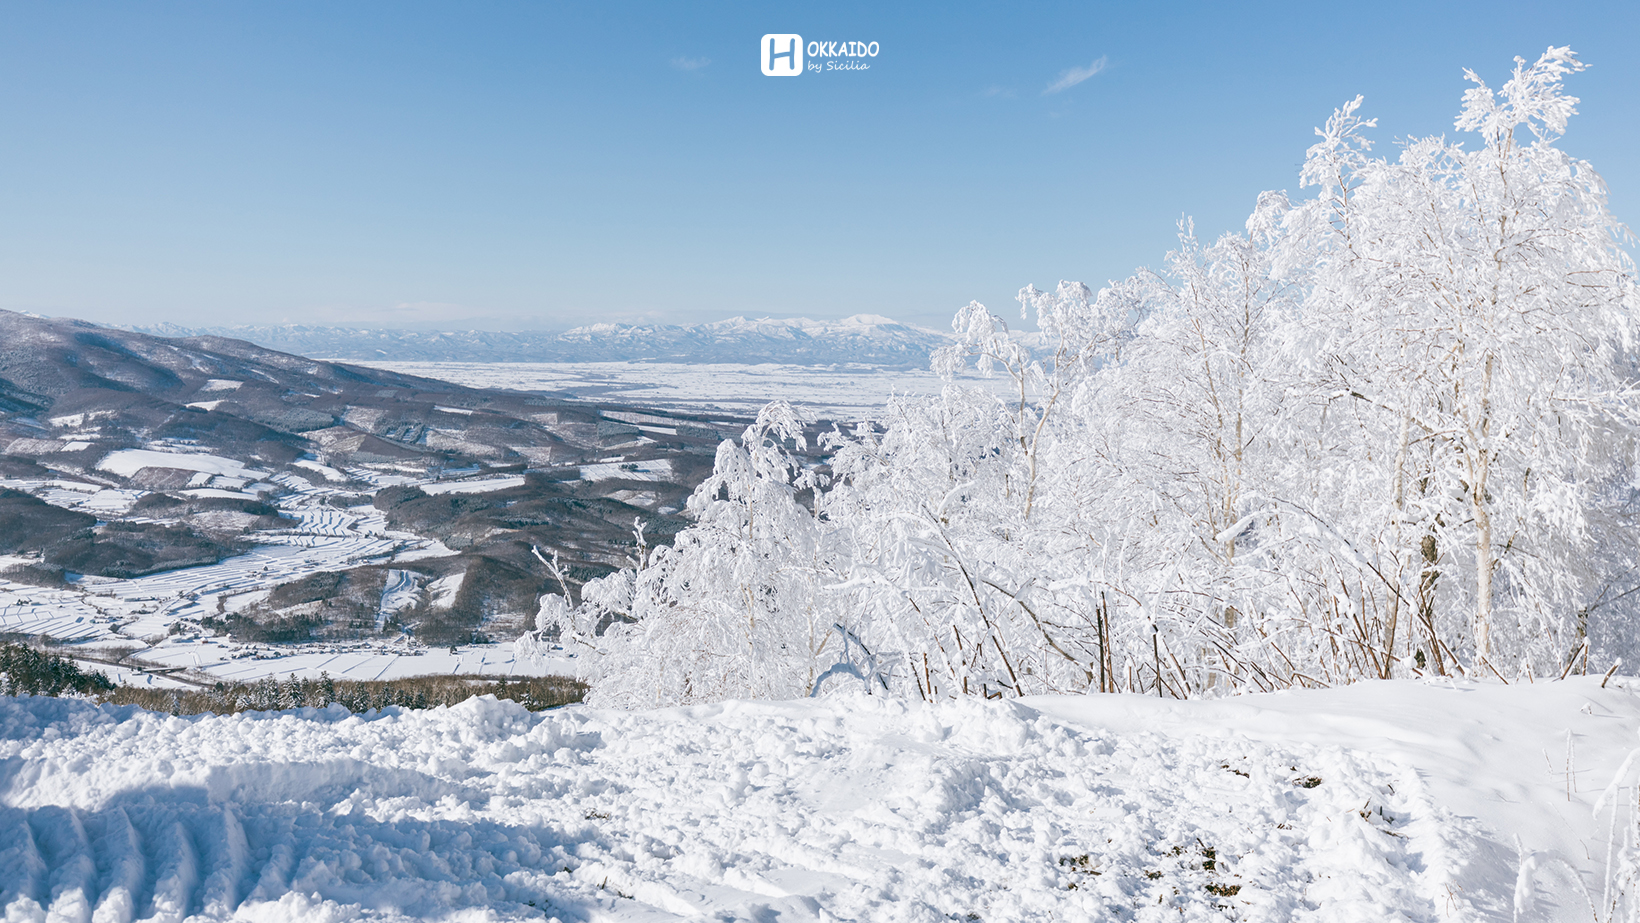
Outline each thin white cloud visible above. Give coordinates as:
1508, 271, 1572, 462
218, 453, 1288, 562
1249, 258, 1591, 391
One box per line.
671, 56, 711, 72
981, 85, 1015, 99
1043, 55, 1107, 94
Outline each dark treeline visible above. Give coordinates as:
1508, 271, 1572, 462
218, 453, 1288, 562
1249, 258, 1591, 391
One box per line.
0, 643, 586, 714
0, 642, 116, 696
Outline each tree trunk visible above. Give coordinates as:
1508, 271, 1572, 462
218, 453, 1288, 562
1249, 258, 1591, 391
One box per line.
1471, 352, 1496, 665
1473, 501, 1493, 662
1417, 532, 1446, 676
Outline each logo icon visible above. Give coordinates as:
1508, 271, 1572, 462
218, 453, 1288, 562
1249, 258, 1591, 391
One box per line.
761, 34, 803, 76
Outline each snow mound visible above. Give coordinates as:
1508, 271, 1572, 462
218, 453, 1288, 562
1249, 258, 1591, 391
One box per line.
0, 688, 1520, 922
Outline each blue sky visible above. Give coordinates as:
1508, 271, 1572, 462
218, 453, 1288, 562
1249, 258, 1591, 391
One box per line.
0, 1, 1635, 331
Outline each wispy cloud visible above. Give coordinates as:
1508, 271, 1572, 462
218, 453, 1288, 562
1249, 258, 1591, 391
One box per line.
670, 56, 711, 72
1043, 55, 1107, 95
981, 85, 1015, 99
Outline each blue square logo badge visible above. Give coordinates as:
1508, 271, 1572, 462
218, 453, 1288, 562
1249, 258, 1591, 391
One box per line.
761, 34, 803, 76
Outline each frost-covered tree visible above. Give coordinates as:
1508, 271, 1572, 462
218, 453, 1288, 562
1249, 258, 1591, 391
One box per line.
579, 402, 838, 707
1280, 47, 1639, 674
1082, 212, 1330, 691
552, 47, 1638, 706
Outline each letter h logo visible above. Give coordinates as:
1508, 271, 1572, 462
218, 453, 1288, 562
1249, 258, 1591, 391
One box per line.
761, 34, 803, 76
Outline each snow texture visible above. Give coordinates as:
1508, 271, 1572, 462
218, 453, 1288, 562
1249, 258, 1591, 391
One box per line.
97, 451, 270, 481
362, 361, 1018, 419
418, 477, 527, 496
6, 677, 1635, 922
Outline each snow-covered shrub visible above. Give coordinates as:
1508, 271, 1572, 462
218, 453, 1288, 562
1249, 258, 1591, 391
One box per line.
579, 403, 844, 707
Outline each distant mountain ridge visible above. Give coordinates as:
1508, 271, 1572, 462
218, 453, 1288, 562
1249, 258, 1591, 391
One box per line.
121, 314, 953, 368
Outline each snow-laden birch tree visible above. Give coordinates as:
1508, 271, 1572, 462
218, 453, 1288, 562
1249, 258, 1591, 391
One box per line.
1281, 47, 1639, 675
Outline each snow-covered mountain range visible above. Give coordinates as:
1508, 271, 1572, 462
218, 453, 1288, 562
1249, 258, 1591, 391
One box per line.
124, 315, 953, 367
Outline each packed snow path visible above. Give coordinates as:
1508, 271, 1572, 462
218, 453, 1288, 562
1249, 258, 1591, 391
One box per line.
13, 684, 1621, 923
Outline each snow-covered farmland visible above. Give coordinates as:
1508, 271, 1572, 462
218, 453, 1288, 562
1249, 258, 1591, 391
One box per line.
97, 449, 271, 482
3, 677, 1634, 922
0, 477, 144, 516
137, 637, 557, 686
378, 569, 420, 631
576, 459, 671, 483
0, 466, 577, 686
418, 475, 526, 496
358, 360, 1019, 420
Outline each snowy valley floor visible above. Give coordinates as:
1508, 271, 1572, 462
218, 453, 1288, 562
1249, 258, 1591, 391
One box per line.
3, 677, 1638, 922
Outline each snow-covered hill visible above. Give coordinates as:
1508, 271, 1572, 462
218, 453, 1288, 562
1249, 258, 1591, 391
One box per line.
4, 677, 1634, 921
121, 315, 953, 368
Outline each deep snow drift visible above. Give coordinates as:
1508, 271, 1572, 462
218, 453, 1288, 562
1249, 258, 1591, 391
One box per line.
2, 677, 1636, 922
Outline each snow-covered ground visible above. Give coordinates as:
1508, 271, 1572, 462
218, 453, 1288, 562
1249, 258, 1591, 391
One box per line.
576, 460, 671, 483
145, 640, 574, 685
0, 477, 146, 516
418, 476, 526, 496
357, 361, 1018, 420
2, 500, 403, 640
2, 676, 1633, 922
97, 449, 272, 482
0, 465, 579, 685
